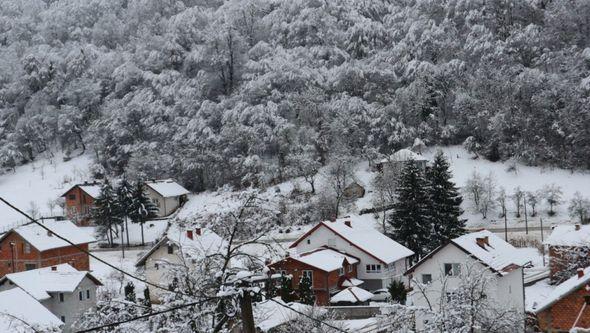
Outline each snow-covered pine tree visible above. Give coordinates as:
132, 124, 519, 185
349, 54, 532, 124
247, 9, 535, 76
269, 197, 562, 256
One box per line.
129, 180, 158, 246
388, 161, 431, 260
279, 275, 295, 303
297, 274, 315, 305
115, 178, 134, 247
91, 181, 120, 247
426, 151, 465, 251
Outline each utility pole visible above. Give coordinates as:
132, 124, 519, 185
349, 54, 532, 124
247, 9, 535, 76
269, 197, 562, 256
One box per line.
121, 223, 125, 259
504, 212, 508, 242
522, 195, 529, 235
9, 242, 15, 273
239, 288, 256, 333
540, 217, 546, 267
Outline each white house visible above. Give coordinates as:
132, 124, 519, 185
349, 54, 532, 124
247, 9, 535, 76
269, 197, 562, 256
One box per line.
0, 287, 63, 332
376, 148, 428, 174
135, 225, 226, 302
288, 215, 414, 291
405, 230, 526, 331
143, 179, 190, 217
0, 264, 102, 332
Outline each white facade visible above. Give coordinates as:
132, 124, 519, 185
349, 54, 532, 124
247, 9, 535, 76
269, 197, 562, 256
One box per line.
143, 242, 182, 302
407, 244, 525, 331
144, 185, 182, 217
292, 224, 410, 290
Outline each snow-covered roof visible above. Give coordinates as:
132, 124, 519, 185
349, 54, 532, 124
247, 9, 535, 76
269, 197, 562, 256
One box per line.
136, 225, 226, 266
330, 287, 374, 304
0, 219, 95, 252
533, 267, 590, 313
0, 264, 101, 301
291, 248, 359, 272
291, 216, 414, 264
254, 298, 313, 332
61, 182, 102, 198
451, 230, 526, 275
0, 288, 62, 332
341, 277, 364, 287
144, 179, 190, 198
381, 149, 428, 163
545, 224, 590, 247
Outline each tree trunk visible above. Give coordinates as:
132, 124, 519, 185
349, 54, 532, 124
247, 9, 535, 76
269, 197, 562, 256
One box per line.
124, 217, 130, 247
141, 222, 145, 246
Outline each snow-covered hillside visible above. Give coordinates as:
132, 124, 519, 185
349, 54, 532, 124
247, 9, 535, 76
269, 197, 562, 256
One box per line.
0, 153, 92, 230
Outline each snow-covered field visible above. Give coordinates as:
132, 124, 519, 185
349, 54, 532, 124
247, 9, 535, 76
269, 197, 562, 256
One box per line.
91, 249, 147, 295
0, 153, 92, 229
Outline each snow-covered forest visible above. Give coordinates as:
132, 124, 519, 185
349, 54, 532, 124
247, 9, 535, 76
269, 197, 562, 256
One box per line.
1, 0, 590, 191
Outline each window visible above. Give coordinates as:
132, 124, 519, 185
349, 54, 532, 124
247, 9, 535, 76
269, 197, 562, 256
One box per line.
444, 263, 461, 276
154, 263, 159, 270
86, 290, 90, 299
338, 267, 344, 276
60, 316, 65, 323
79, 291, 83, 301
422, 274, 432, 284
327, 238, 336, 247
167, 245, 174, 254
366, 264, 382, 273
24, 242, 31, 254
302, 270, 313, 286
153, 198, 161, 207
348, 265, 353, 273
68, 194, 76, 200
25, 263, 36, 271
306, 239, 311, 245
59, 293, 64, 302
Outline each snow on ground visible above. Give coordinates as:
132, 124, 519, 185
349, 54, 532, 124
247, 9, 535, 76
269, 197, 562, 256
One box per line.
90, 249, 146, 295
108, 219, 169, 246
424, 146, 590, 228
0, 152, 92, 230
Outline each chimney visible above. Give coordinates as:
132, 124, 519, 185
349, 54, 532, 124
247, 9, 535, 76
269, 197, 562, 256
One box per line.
51, 266, 57, 271
344, 221, 352, 228
483, 236, 489, 246
576, 224, 581, 231
330, 215, 337, 222
195, 228, 202, 236
476, 237, 487, 249
578, 268, 585, 278
186, 230, 193, 240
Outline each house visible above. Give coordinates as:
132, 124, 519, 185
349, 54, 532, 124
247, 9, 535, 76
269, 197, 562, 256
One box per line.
545, 224, 590, 282
143, 179, 190, 217
375, 148, 428, 174
0, 219, 94, 277
0, 263, 102, 332
0, 287, 63, 332
289, 216, 414, 291
268, 247, 361, 305
405, 230, 526, 331
533, 267, 590, 332
135, 225, 225, 302
342, 182, 366, 199
61, 181, 102, 226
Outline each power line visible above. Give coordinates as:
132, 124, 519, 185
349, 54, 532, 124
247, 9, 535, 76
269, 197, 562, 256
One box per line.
74, 297, 216, 333
268, 298, 349, 333
0, 197, 186, 297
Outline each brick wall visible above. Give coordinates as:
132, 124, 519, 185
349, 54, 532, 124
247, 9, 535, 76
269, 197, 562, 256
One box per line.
64, 187, 95, 226
0, 232, 90, 277
537, 284, 590, 331
269, 257, 359, 305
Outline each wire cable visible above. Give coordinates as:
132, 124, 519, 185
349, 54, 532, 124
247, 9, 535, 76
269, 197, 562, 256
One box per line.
268, 298, 349, 333
0, 197, 186, 296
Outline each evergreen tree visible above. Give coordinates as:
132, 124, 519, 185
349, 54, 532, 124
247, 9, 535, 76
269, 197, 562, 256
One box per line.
143, 287, 152, 308
115, 178, 134, 247
426, 151, 466, 251
91, 181, 120, 247
279, 275, 295, 303
297, 274, 315, 305
388, 280, 407, 304
124, 281, 136, 303
388, 161, 431, 260
129, 181, 158, 246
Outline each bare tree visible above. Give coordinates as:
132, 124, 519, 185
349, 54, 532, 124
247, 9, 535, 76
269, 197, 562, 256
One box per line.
512, 187, 524, 218
322, 155, 355, 217
542, 184, 563, 216
465, 171, 497, 219
527, 191, 539, 217
568, 192, 590, 224
497, 187, 507, 218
